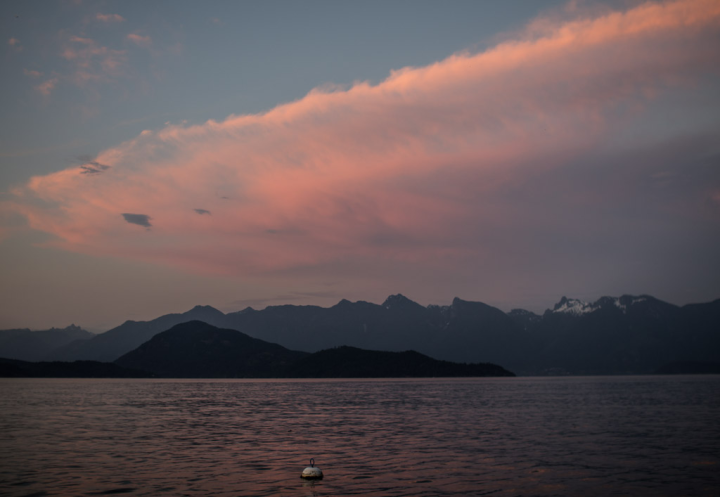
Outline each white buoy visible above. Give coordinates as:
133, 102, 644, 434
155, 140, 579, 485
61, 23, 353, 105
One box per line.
301, 458, 323, 479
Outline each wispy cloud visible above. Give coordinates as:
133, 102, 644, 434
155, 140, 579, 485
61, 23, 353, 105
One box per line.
6, 0, 720, 287
96, 13, 125, 23
126, 33, 152, 47
24, 69, 43, 78
35, 78, 59, 96
229, 290, 340, 310
8, 38, 22, 51
68, 36, 93, 45
61, 35, 127, 86
194, 209, 211, 215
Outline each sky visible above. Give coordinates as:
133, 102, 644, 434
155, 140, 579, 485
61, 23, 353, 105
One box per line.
1, 0, 719, 332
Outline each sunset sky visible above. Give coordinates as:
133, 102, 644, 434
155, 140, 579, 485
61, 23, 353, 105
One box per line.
1, 0, 719, 332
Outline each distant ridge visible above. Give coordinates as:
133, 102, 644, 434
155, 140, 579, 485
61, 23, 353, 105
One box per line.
0, 357, 147, 378
0, 325, 93, 362
654, 361, 720, 375
286, 346, 515, 378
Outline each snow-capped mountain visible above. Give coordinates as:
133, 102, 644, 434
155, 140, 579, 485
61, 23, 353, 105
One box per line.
550, 295, 651, 316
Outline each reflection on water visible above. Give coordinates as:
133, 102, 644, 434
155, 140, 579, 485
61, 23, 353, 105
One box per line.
0, 376, 719, 496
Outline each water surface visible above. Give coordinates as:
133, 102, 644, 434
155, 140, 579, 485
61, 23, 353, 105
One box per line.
1, 376, 719, 496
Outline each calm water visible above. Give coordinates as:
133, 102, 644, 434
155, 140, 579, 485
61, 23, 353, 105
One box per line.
1, 376, 719, 496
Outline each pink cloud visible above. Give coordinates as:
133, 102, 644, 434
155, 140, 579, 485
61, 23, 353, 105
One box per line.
61, 36, 127, 85
8, 37, 20, 46
69, 36, 94, 45
96, 13, 125, 23
35, 78, 58, 96
126, 33, 152, 47
24, 69, 43, 78
6, 0, 720, 281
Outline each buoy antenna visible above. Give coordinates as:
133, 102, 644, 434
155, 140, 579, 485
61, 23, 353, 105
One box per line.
310, 458, 315, 467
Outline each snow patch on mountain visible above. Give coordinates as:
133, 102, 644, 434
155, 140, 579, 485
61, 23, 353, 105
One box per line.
552, 297, 596, 315
552, 295, 649, 315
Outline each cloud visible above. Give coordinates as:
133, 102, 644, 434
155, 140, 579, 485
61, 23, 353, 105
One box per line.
79, 161, 111, 174
61, 36, 127, 86
23, 69, 43, 78
194, 209, 211, 215
126, 33, 152, 47
229, 290, 340, 310
96, 13, 125, 23
8, 38, 20, 46
35, 78, 58, 96
6, 0, 720, 289
122, 213, 152, 228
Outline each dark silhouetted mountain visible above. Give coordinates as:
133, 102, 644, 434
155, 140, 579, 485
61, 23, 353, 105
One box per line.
47, 305, 227, 362
654, 361, 720, 375
0, 325, 93, 361
0, 357, 148, 378
507, 309, 542, 331
286, 346, 515, 378
113, 322, 514, 378
429, 297, 533, 367
382, 293, 426, 312
115, 321, 308, 377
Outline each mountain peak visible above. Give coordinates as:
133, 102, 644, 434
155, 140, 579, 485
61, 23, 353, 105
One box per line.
551, 297, 594, 315
382, 294, 421, 310
49, 324, 83, 332
184, 305, 224, 317
115, 321, 307, 378
189, 304, 220, 312
450, 297, 485, 309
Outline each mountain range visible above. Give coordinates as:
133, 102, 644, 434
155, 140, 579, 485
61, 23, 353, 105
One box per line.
2, 294, 718, 375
